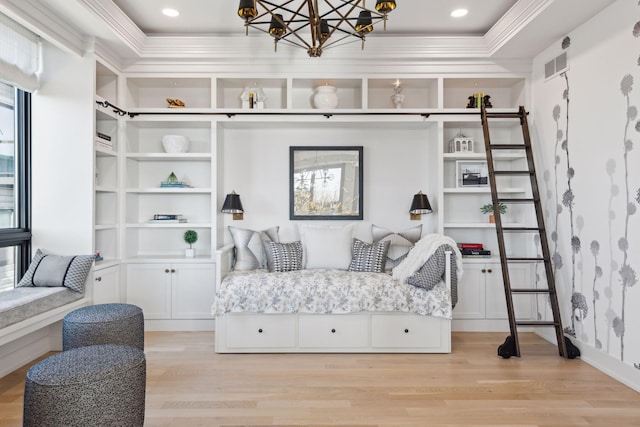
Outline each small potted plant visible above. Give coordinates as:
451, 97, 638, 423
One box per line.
183, 230, 198, 257
480, 202, 506, 223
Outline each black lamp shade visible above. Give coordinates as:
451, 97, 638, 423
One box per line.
355, 10, 373, 33
269, 14, 286, 38
221, 192, 244, 214
238, 0, 257, 20
320, 19, 330, 39
410, 191, 432, 214
375, 0, 397, 14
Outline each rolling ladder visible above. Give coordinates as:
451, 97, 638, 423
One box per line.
480, 105, 580, 359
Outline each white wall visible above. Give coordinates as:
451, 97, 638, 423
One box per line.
220, 120, 439, 243
32, 41, 94, 254
531, 0, 640, 385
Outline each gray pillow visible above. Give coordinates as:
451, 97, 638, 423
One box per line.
265, 241, 303, 272
17, 249, 95, 293
348, 238, 390, 273
407, 244, 458, 307
372, 224, 422, 272
229, 226, 279, 270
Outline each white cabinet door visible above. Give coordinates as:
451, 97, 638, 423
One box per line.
453, 263, 486, 319
171, 263, 215, 319
126, 264, 172, 319
93, 265, 121, 304
485, 264, 531, 319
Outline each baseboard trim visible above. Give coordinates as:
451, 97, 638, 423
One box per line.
535, 329, 640, 393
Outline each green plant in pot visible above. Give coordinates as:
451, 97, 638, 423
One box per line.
183, 230, 198, 257
480, 202, 506, 223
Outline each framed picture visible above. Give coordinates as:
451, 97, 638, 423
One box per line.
456, 160, 489, 187
290, 146, 363, 220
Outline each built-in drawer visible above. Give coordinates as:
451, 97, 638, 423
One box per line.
224, 314, 296, 349
371, 314, 444, 349
298, 314, 369, 348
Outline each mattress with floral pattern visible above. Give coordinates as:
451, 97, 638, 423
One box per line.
212, 268, 452, 319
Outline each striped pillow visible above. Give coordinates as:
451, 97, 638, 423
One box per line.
348, 238, 390, 273
265, 241, 303, 272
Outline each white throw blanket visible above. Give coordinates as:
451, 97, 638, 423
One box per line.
392, 234, 463, 285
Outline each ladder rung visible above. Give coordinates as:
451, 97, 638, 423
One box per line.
506, 257, 547, 262
489, 144, 529, 150
502, 227, 543, 232
516, 321, 559, 327
486, 113, 521, 119
510, 288, 554, 294
493, 170, 534, 175
497, 198, 537, 204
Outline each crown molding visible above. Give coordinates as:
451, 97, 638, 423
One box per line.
0, 0, 85, 57
485, 0, 554, 55
78, 0, 146, 55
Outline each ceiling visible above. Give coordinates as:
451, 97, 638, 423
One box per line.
2, 0, 618, 64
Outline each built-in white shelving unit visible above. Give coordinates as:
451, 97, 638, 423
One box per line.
93, 68, 532, 331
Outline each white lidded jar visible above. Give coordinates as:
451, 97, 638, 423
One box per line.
312, 85, 339, 109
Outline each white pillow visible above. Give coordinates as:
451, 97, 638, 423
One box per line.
299, 224, 356, 270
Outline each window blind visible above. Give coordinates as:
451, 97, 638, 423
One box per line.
0, 12, 40, 92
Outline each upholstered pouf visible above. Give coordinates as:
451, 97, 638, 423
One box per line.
23, 344, 146, 427
63, 303, 144, 351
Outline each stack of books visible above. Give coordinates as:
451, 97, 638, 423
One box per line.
160, 181, 191, 188
96, 132, 113, 150
147, 214, 187, 224
458, 243, 491, 258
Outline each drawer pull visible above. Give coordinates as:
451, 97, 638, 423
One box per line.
171, 268, 176, 273
165, 269, 170, 273
487, 269, 493, 273
258, 328, 263, 333
404, 329, 409, 334
481, 269, 486, 273
95, 276, 102, 282
331, 328, 336, 333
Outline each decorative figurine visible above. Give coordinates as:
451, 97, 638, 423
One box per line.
391, 79, 405, 109
166, 98, 185, 108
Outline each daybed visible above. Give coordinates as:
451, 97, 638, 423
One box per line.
213, 225, 462, 353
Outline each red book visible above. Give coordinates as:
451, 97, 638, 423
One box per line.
459, 243, 484, 249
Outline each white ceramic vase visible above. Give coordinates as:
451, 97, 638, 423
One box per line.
162, 135, 189, 153
313, 85, 339, 109
185, 248, 195, 258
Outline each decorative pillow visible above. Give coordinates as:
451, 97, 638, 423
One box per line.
299, 224, 356, 270
348, 238, 390, 273
265, 241, 303, 272
372, 224, 422, 272
407, 244, 458, 306
229, 226, 279, 270
17, 249, 95, 293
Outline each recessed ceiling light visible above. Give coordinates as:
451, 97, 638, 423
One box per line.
450, 9, 468, 18
162, 8, 179, 17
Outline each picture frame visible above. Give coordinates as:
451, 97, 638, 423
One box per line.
290, 146, 363, 220
456, 160, 489, 187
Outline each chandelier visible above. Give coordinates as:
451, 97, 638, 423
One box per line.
237, 0, 397, 57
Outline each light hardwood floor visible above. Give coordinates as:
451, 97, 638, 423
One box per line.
1, 332, 638, 426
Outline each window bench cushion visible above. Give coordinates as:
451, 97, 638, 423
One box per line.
0, 287, 84, 329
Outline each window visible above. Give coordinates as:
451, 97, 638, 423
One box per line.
0, 82, 31, 292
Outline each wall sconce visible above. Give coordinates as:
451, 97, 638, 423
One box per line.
409, 191, 432, 220
221, 191, 244, 220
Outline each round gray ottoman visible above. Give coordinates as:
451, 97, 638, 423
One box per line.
63, 303, 144, 351
23, 344, 146, 427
